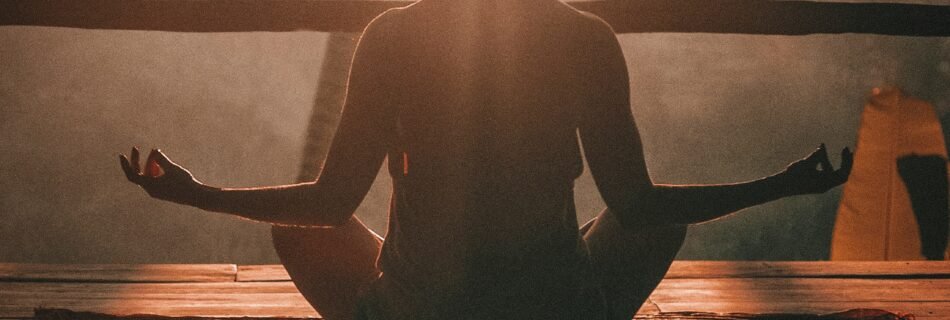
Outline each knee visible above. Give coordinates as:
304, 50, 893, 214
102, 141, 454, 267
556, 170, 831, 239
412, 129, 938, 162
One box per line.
270, 223, 382, 270
667, 224, 688, 239
663, 224, 688, 250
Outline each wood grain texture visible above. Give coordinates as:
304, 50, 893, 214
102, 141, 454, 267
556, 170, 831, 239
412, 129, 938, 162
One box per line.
32, 308, 314, 320
2, 262, 949, 319
648, 301, 947, 318
0, 282, 316, 318
9, 262, 943, 283
25, 308, 923, 320
1, 0, 949, 36
0, 264, 236, 283
237, 265, 291, 282
663, 261, 950, 279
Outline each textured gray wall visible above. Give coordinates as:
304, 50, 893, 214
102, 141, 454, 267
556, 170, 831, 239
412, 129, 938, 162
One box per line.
2, 10, 949, 263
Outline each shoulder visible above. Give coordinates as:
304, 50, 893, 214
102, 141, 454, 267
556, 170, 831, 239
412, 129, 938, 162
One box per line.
554, 3, 618, 41
579, 13, 622, 55
355, 7, 409, 52
365, 6, 407, 31
543, 3, 623, 62
577, 9, 615, 33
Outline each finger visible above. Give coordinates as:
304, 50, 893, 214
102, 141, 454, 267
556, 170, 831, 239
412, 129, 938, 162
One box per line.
801, 145, 822, 163
131, 147, 142, 175
119, 154, 140, 183
837, 147, 854, 181
794, 146, 823, 173
152, 149, 176, 168
817, 143, 834, 172
146, 149, 166, 178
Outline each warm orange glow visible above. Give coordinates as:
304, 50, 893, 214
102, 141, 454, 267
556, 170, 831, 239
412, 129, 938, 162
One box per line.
832, 87, 949, 261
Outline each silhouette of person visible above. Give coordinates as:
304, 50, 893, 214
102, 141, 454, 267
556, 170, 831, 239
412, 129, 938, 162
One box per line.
120, 0, 852, 319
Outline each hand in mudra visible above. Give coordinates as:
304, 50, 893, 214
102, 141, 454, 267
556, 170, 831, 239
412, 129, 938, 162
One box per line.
780, 143, 854, 195
120, 147, 201, 205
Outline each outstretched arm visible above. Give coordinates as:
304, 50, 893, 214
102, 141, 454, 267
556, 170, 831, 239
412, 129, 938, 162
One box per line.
636, 145, 851, 226
578, 20, 852, 228
121, 144, 381, 227
119, 13, 397, 227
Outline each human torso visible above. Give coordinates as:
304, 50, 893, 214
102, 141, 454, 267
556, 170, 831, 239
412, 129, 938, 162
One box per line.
366, 1, 610, 316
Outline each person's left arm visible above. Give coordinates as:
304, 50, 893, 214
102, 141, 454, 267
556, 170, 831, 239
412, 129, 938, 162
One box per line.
120, 14, 397, 227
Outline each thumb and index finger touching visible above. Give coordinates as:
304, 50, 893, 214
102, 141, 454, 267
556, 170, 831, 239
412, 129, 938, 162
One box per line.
145, 149, 171, 178
803, 143, 853, 172
810, 143, 855, 187
119, 147, 175, 183
796, 143, 854, 191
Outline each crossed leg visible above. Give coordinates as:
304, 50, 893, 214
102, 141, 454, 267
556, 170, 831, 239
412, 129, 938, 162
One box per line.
273, 210, 685, 320
271, 217, 383, 320
582, 208, 688, 320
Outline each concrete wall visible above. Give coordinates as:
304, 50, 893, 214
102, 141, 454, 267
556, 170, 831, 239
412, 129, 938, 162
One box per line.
2, 11, 949, 263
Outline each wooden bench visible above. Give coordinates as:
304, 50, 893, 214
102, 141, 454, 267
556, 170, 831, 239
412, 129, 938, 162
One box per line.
2, 261, 949, 319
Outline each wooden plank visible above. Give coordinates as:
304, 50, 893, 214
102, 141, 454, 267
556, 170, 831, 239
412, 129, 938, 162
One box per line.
13, 278, 943, 299
0, 305, 318, 319
652, 277, 950, 301
237, 261, 950, 282
583, 0, 950, 36
665, 261, 950, 279
22, 308, 937, 320
6, 278, 947, 302
1, 0, 949, 36
654, 278, 950, 290
0, 281, 302, 295
648, 301, 947, 318
0, 264, 237, 283
0, 0, 401, 33
4, 297, 946, 319
0, 287, 307, 318
633, 310, 932, 319
4, 277, 949, 318
3, 262, 950, 319
648, 288, 950, 303
0, 282, 315, 318
6, 298, 944, 319
650, 287, 950, 302
237, 265, 290, 282
32, 308, 314, 320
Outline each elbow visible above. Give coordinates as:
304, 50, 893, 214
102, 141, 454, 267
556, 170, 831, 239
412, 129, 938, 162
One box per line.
610, 186, 683, 227
311, 196, 359, 227
602, 194, 645, 229
299, 183, 358, 227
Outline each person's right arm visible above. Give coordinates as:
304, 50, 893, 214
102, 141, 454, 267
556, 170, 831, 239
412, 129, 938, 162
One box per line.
576, 18, 851, 228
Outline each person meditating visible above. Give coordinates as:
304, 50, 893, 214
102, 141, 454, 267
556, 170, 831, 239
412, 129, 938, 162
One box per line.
120, 0, 852, 319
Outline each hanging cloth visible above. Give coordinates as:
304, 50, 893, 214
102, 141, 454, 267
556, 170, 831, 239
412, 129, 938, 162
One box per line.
832, 87, 949, 261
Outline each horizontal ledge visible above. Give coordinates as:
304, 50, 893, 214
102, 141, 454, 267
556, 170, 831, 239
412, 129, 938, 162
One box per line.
1, 0, 949, 36
3, 261, 948, 283
0, 263, 237, 283
238, 261, 950, 282
663, 261, 950, 279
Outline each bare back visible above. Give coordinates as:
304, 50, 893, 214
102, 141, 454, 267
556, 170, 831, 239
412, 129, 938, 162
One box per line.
355, 1, 622, 283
